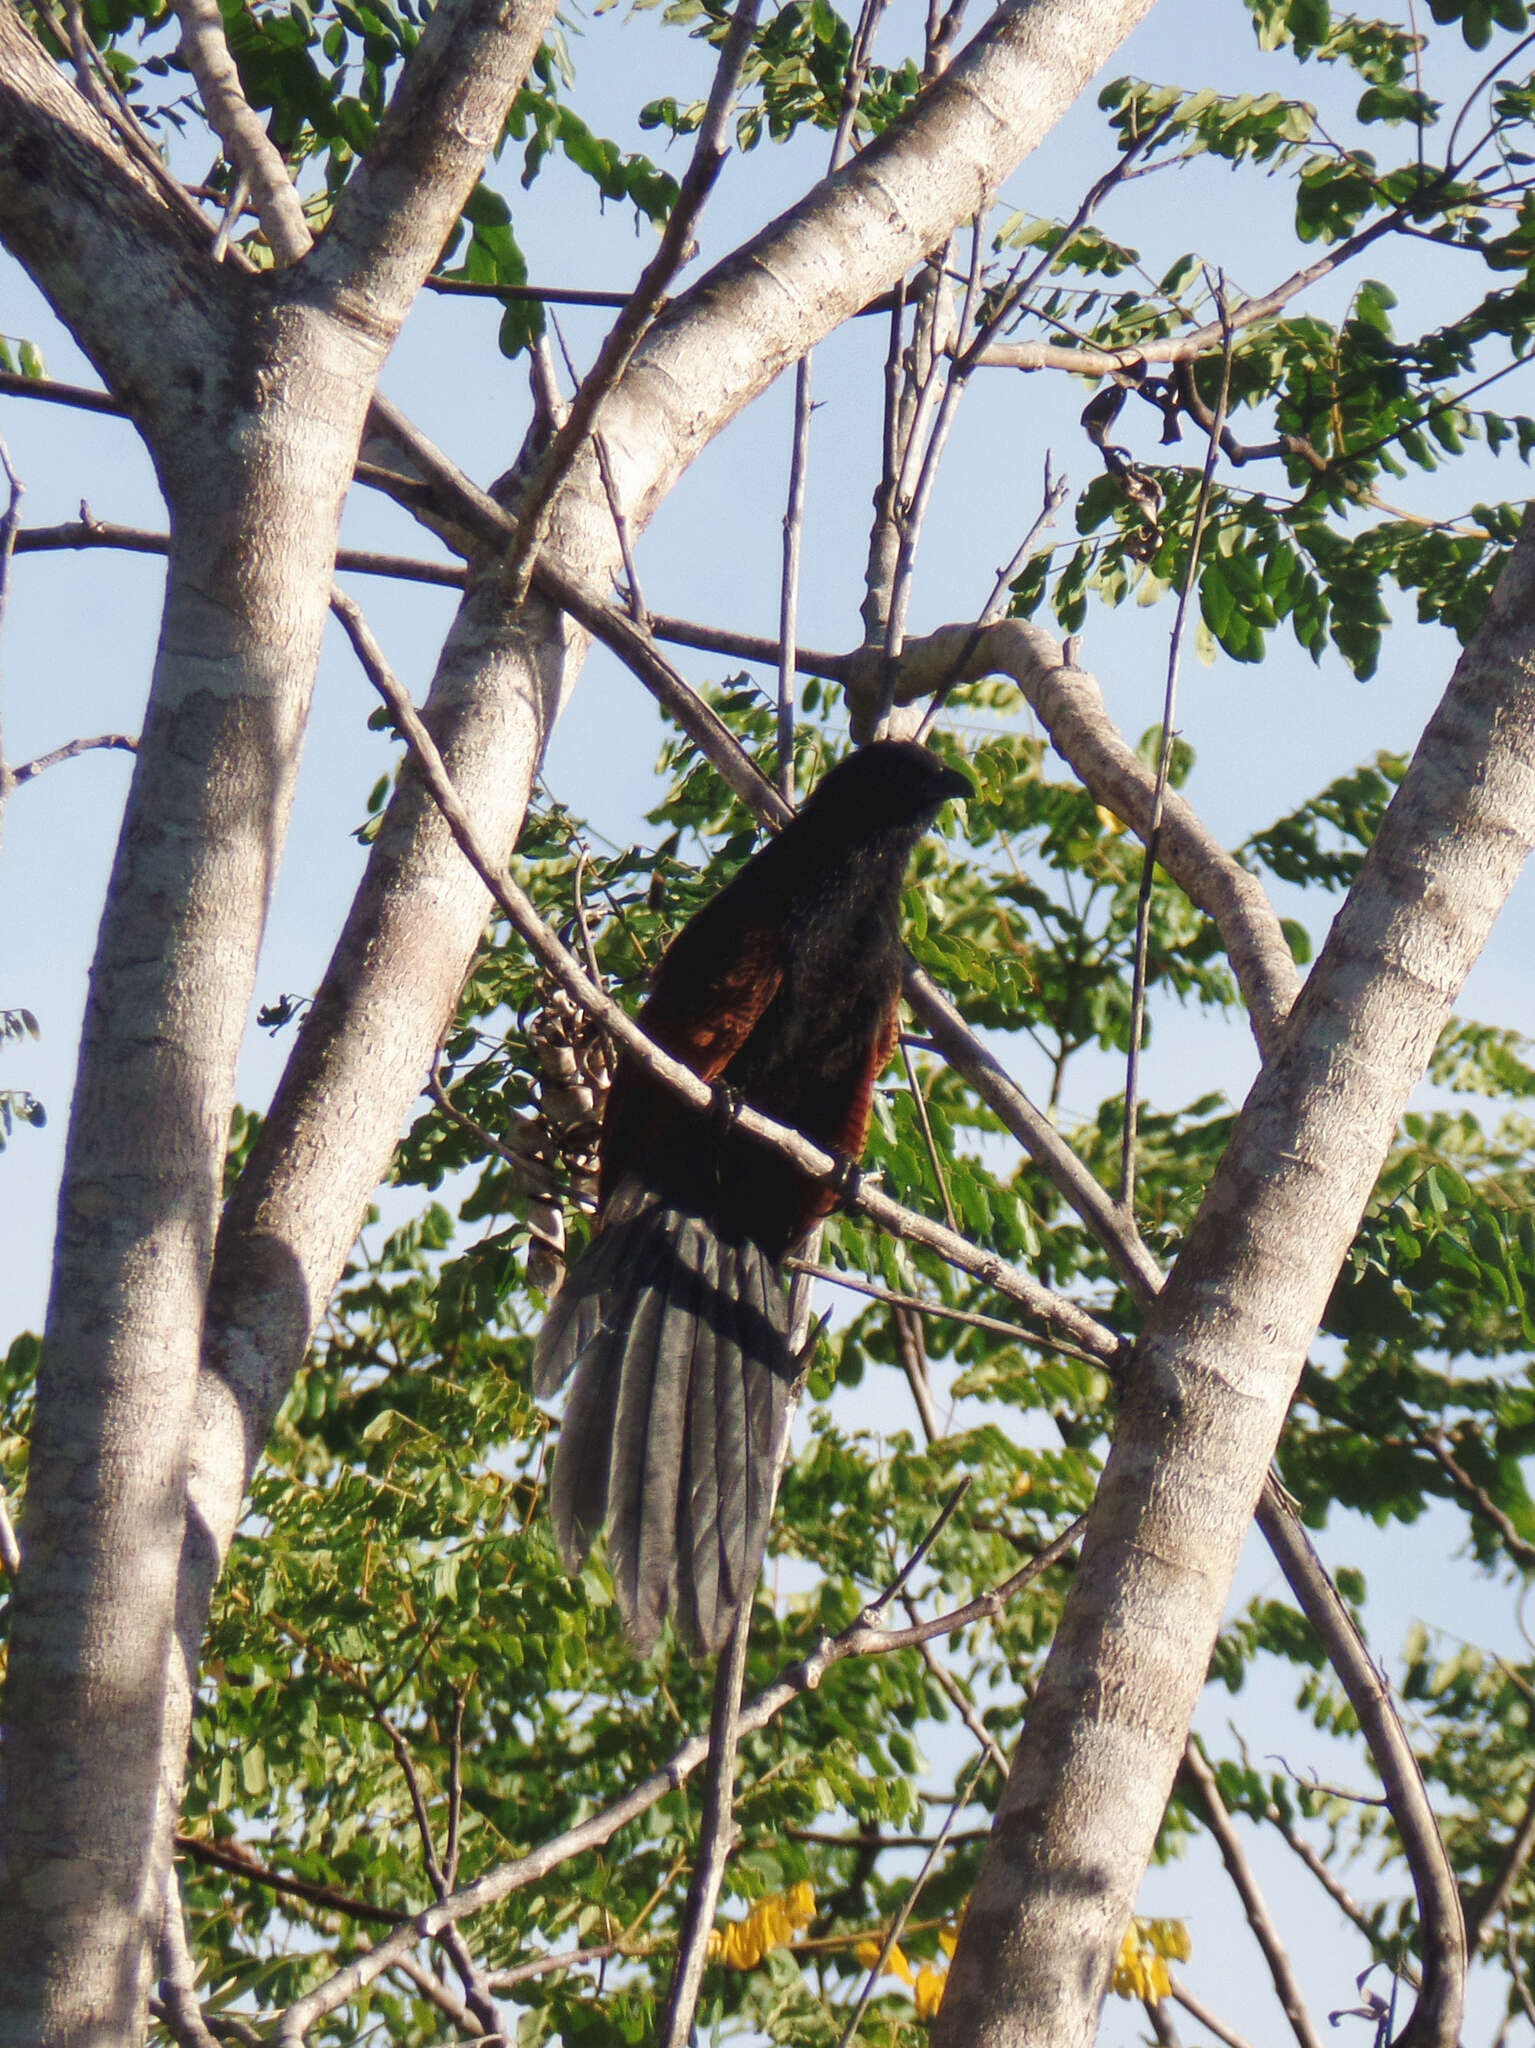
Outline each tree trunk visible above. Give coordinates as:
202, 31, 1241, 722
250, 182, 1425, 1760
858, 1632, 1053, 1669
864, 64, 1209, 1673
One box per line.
0, 0, 556, 2032
932, 510, 1535, 2046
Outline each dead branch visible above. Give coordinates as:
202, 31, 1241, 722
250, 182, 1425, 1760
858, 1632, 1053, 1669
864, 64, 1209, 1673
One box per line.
503, 0, 763, 588
1255, 1489, 1465, 2048
169, 0, 310, 262
1180, 1737, 1324, 2048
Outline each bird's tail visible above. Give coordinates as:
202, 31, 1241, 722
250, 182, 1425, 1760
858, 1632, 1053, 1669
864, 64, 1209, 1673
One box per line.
533, 1178, 798, 1655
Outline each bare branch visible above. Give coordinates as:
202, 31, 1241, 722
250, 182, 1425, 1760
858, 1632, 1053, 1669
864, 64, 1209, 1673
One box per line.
1417, 1428, 1535, 1570
1166, 1976, 1262, 2048
784, 1260, 1105, 1363
778, 353, 813, 803
1122, 280, 1235, 1210
912, 1631, 1009, 1773
169, 0, 311, 263
14, 515, 466, 592
836, 1753, 989, 2048
1255, 1490, 1465, 2048
1464, 1773, 1535, 1953
892, 1303, 945, 1441
174, 1832, 406, 1928
972, 209, 1407, 373
0, 369, 127, 416
1180, 1738, 1324, 2048
0, 431, 23, 808
273, 1522, 1084, 2037
504, 0, 764, 589
658, 1609, 753, 2048
10, 732, 138, 784
389, 1951, 494, 2036
1251, 1778, 1414, 1978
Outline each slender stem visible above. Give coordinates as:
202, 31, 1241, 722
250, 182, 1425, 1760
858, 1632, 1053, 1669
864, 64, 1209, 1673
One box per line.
1166, 1978, 1262, 2048
1255, 1489, 1466, 2048
782, 1260, 1111, 1365
1181, 1739, 1324, 2048
504, 0, 763, 590
1120, 278, 1235, 1212
0, 433, 24, 808
657, 1607, 753, 2048
835, 1754, 989, 2048
777, 354, 813, 802
901, 1038, 958, 1231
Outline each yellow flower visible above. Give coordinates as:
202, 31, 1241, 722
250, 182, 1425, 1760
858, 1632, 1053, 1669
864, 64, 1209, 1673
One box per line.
858, 1929, 958, 2021
1111, 1918, 1189, 2000
707, 1883, 817, 1971
913, 1964, 947, 2019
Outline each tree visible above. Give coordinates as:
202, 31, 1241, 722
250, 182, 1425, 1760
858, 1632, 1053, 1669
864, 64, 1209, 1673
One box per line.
3, 0, 1535, 2042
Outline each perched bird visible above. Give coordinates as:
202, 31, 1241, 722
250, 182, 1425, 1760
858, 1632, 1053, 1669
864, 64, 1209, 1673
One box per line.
534, 739, 972, 1654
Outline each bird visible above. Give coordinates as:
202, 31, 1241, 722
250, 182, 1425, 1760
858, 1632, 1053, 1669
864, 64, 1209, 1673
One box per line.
533, 739, 973, 1655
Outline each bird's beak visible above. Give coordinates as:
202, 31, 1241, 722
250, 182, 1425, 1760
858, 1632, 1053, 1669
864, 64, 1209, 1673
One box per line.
938, 763, 974, 803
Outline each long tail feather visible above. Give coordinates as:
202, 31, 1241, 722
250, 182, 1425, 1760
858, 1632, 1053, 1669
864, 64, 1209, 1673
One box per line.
534, 1182, 795, 1654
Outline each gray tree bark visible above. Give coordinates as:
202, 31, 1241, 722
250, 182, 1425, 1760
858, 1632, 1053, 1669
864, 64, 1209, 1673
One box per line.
0, 0, 556, 2035
931, 511, 1535, 2046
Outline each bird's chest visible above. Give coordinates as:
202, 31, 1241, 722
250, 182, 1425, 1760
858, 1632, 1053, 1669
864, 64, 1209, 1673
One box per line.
726, 876, 903, 1115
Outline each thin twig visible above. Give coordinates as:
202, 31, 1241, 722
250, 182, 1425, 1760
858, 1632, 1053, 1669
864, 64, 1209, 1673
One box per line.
445, 1687, 469, 1893
55, 0, 220, 247
10, 732, 139, 784
658, 1605, 754, 2048
1464, 1772, 1535, 1952
1166, 1976, 1262, 2048
772, 0, 887, 796
911, 1630, 1008, 1773
873, 212, 989, 736
777, 353, 813, 803
424, 1070, 567, 1201
1255, 1489, 1466, 2048
174, 1833, 404, 1927
376, 1708, 503, 2035
594, 434, 646, 624
1418, 1428, 1535, 1570
0, 433, 23, 805
1120, 276, 1235, 1212
891, 1304, 944, 1442
782, 1260, 1103, 1363
835, 1752, 989, 2048
978, 457, 1072, 627
1181, 1738, 1324, 2048
901, 1037, 958, 1232
865, 1477, 972, 1624
503, 0, 763, 590
389, 1952, 496, 2037
1252, 1787, 1411, 1976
